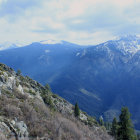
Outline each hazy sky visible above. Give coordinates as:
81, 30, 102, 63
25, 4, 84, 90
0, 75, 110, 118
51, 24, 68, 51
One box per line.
0, 0, 140, 45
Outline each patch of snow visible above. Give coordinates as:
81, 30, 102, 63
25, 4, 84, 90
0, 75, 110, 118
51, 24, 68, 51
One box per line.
76, 52, 80, 56
0, 41, 29, 51
115, 38, 140, 55
14, 42, 29, 47
40, 40, 62, 45
0, 42, 16, 50
45, 50, 50, 53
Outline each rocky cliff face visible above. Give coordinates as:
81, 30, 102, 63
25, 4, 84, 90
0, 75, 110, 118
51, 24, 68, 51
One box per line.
0, 63, 113, 140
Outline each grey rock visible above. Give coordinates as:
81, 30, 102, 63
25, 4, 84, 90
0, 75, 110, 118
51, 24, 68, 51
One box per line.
17, 85, 24, 94
15, 121, 29, 137
0, 75, 5, 83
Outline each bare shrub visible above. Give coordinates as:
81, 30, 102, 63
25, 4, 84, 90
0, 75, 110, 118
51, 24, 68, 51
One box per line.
20, 101, 38, 123
0, 95, 22, 119
13, 87, 28, 100
0, 89, 113, 140
3, 104, 22, 118
32, 98, 50, 118
29, 120, 49, 137
47, 113, 83, 140
19, 101, 50, 137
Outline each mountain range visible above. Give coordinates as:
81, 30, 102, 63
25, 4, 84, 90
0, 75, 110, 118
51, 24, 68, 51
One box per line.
0, 35, 140, 129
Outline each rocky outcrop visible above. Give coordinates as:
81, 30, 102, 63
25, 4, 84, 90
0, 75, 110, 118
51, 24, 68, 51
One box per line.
0, 117, 29, 140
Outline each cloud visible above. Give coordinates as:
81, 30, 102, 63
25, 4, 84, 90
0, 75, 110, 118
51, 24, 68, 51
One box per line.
0, 0, 140, 45
0, 0, 43, 15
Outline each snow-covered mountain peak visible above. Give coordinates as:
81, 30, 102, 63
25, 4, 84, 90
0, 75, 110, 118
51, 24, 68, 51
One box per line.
0, 41, 30, 51
99, 35, 140, 55
116, 34, 139, 41
116, 35, 140, 54
0, 42, 17, 51
117, 42, 140, 54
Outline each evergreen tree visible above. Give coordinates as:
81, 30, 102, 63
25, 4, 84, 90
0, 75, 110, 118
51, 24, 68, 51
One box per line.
74, 102, 80, 117
45, 84, 51, 91
48, 97, 53, 107
111, 117, 118, 138
137, 134, 140, 140
17, 69, 21, 76
117, 107, 137, 140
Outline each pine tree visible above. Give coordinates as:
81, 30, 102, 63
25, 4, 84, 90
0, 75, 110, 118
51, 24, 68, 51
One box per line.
45, 84, 51, 91
111, 117, 118, 138
117, 107, 137, 140
74, 102, 80, 117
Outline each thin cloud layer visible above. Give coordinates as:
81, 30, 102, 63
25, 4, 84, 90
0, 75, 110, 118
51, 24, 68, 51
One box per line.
0, 0, 140, 45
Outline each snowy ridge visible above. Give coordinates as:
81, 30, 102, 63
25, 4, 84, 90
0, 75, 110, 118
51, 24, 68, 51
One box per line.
0, 41, 29, 51
40, 40, 62, 45
116, 41, 140, 54
0, 42, 17, 51
96, 35, 140, 55
116, 35, 140, 54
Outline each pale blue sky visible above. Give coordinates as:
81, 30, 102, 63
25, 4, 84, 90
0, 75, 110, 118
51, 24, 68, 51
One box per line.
0, 0, 140, 45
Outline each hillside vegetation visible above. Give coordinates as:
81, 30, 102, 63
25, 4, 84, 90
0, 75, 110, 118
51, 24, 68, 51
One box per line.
0, 63, 113, 140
